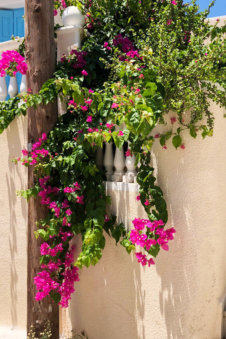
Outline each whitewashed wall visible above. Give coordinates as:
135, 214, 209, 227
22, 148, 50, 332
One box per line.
60, 100, 226, 339
0, 115, 27, 339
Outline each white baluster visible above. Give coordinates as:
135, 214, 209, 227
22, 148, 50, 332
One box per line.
0, 77, 7, 101
96, 147, 104, 170
58, 95, 67, 116
8, 76, 18, 98
104, 142, 113, 181
112, 146, 125, 182
124, 145, 137, 183
20, 74, 27, 94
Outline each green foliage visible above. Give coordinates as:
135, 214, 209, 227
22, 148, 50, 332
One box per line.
0, 97, 26, 134
1, 0, 225, 305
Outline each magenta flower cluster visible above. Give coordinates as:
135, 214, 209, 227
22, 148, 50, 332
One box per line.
0, 50, 27, 77
18, 135, 87, 307
130, 218, 176, 267
34, 246, 80, 307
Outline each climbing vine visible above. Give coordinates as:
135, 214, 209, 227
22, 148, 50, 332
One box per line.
0, 0, 225, 307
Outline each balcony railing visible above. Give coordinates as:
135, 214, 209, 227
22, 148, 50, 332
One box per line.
0, 38, 27, 101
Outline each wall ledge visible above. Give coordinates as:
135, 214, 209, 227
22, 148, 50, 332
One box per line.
105, 181, 139, 192
0, 327, 26, 339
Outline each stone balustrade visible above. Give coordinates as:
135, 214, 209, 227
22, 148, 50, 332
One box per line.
0, 38, 27, 101
99, 142, 137, 183
0, 74, 27, 101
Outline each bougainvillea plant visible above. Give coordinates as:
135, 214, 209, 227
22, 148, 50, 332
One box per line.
0, 0, 225, 307
0, 50, 27, 77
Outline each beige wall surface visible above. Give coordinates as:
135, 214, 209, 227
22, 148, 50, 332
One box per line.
60, 101, 226, 339
0, 115, 27, 337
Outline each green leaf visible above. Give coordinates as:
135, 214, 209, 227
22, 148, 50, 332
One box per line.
190, 126, 197, 138
172, 135, 182, 149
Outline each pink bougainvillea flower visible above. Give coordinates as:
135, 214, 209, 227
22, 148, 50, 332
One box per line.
180, 144, 185, 149
111, 103, 119, 109
154, 133, 160, 138
163, 145, 167, 150
68, 99, 77, 108
136, 195, 141, 201
147, 258, 155, 267
22, 149, 29, 156
171, 0, 177, 4
62, 200, 70, 209
73, 182, 81, 190
170, 117, 177, 124
85, 98, 93, 105
65, 209, 72, 216
103, 42, 111, 50
88, 89, 94, 93
76, 195, 84, 205
125, 149, 132, 157
86, 115, 93, 123
167, 19, 172, 25
80, 105, 88, 111
135, 88, 141, 94
81, 70, 88, 76
139, 74, 144, 79
42, 133, 47, 141
104, 214, 110, 222
118, 131, 124, 136
144, 200, 150, 206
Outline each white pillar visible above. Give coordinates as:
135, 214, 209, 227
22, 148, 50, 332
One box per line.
20, 74, 27, 94
112, 146, 125, 182
56, 7, 85, 61
56, 7, 85, 115
124, 144, 137, 183
0, 77, 7, 101
8, 76, 18, 98
104, 142, 113, 181
57, 26, 83, 61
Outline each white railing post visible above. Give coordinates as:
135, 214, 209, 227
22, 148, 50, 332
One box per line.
56, 7, 85, 61
56, 7, 85, 115
123, 142, 137, 183
112, 146, 125, 182
0, 77, 7, 101
104, 142, 113, 181
8, 76, 18, 98
20, 74, 27, 94
112, 126, 125, 182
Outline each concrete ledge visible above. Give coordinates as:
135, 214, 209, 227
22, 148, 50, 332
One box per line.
105, 181, 139, 192
0, 327, 26, 339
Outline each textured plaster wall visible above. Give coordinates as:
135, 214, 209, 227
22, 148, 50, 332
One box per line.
61, 101, 226, 339
0, 116, 27, 337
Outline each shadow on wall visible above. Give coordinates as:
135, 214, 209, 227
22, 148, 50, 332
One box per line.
153, 111, 226, 339
67, 191, 145, 339
65, 104, 226, 339
5, 116, 27, 328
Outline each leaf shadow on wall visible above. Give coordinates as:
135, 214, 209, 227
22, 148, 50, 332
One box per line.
69, 189, 146, 339
153, 146, 200, 339
5, 116, 27, 328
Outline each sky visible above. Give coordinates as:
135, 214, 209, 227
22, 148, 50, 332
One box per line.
196, 0, 226, 17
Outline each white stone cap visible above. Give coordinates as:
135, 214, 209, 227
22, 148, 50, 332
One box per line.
105, 181, 140, 192
56, 26, 83, 35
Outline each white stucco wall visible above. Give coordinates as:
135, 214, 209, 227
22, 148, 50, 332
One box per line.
0, 116, 27, 338
60, 101, 226, 339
